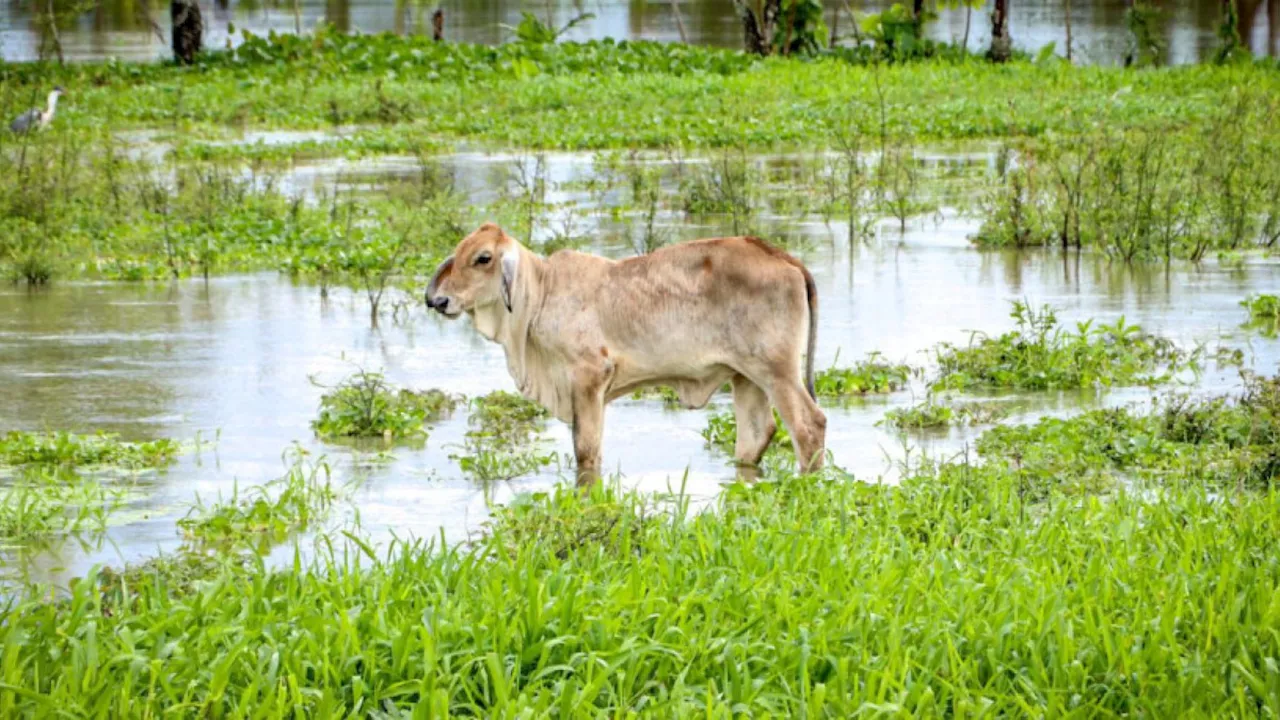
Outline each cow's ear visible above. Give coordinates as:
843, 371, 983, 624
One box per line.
500, 250, 518, 313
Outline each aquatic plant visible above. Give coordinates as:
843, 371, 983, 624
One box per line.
0, 431, 179, 469
1241, 294, 1279, 337
702, 407, 793, 461
177, 457, 336, 549
978, 372, 1280, 497
814, 352, 915, 397
311, 370, 459, 440
881, 399, 1009, 430
0, 470, 122, 542
931, 301, 1195, 391
448, 391, 555, 482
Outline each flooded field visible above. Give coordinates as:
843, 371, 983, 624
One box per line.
2, 146, 1277, 588
2, 0, 1278, 64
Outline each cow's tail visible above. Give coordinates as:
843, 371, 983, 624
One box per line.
802, 266, 818, 400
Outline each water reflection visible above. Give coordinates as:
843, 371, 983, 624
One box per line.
1, 0, 1276, 63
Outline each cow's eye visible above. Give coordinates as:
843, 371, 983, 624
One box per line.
474, 253, 492, 266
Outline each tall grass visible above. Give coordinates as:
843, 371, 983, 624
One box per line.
3, 451, 1280, 714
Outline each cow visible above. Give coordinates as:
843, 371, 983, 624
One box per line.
425, 222, 827, 484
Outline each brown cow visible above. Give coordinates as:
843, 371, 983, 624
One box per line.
426, 223, 826, 483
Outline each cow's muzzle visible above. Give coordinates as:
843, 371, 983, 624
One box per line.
425, 256, 455, 315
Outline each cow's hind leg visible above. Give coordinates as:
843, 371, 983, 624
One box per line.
769, 377, 827, 474
732, 374, 776, 472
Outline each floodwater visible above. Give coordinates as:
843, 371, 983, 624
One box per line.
2, 146, 1279, 589
1, 0, 1278, 64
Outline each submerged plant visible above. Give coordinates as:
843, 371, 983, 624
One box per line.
311, 370, 459, 440
449, 391, 555, 482
0, 470, 123, 542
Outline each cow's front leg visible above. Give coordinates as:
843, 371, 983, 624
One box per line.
570, 360, 611, 487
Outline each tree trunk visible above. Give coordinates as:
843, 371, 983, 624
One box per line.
913, 0, 926, 34
1064, 0, 1073, 62
171, 0, 203, 65
988, 0, 1012, 62
432, 9, 444, 41
740, 0, 782, 56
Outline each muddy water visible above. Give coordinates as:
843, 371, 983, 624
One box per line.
2, 0, 1277, 64
2, 147, 1279, 588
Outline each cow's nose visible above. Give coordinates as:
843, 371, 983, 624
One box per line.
426, 296, 447, 312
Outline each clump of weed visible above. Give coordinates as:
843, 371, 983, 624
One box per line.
931, 301, 1195, 392
815, 352, 915, 397
702, 408, 793, 465
1241, 294, 1279, 337
0, 431, 179, 469
631, 385, 683, 408
882, 399, 1009, 431
177, 458, 336, 549
450, 391, 555, 482
978, 371, 1280, 496
0, 469, 123, 543
311, 370, 458, 440
479, 481, 652, 560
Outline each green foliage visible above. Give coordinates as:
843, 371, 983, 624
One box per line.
0, 470, 122, 543
702, 407, 793, 462
450, 391, 555, 482
7, 434, 1280, 714
978, 372, 1280, 497
1241, 294, 1279, 337
311, 370, 458, 440
931, 301, 1196, 392
177, 457, 336, 549
1124, 2, 1166, 67
814, 352, 915, 397
882, 399, 1009, 430
502, 12, 597, 46
0, 431, 179, 469
773, 0, 829, 56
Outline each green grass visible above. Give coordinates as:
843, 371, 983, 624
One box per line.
1242, 294, 1280, 337
815, 352, 916, 397
0, 470, 123, 543
311, 370, 459, 440
977, 371, 1280, 499
931, 300, 1197, 392
177, 457, 337, 549
0, 431, 179, 469
4, 442, 1280, 714
881, 399, 1009, 430
448, 391, 556, 482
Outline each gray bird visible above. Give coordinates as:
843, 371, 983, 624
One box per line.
9, 86, 65, 134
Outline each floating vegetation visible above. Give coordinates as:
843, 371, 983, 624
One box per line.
814, 352, 915, 397
449, 391, 555, 482
978, 371, 1280, 498
881, 399, 1010, 431
1241, 294, 1279, 337
311, 370, 459, 441
177, 457, 336, 549
931, 301, 1196, 392
0, 431, 179, 470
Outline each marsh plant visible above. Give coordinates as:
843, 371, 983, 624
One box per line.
814, 352, 916, 397
177, 456, 337, 549
0, 469, 123, 542
450, 391, 556, 482
311, 370, 459, 441
680, 148, 755, 234
931, 301, 1196, 392
1241, 293, 1279, 337
0, 430, 179, 470
882, 399, 1010, 430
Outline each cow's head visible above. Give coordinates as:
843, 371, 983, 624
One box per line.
425, 222, 519, 319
